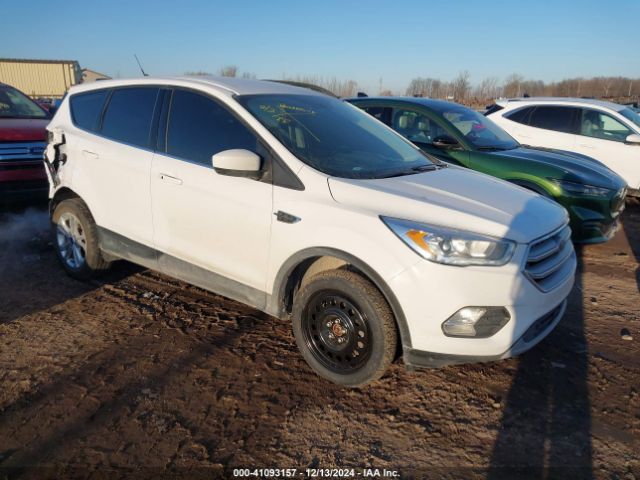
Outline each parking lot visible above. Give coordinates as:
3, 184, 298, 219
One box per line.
0, 200, 638, 479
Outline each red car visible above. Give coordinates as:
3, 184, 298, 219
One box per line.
0, 83, 51, 201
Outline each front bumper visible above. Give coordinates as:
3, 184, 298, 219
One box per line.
565, 188, 626, 244
0, 179, 49, 202
0, 161, 49, 201
574, 217, 620, 244
404, 299, 567, 368
388, 239, 576, 361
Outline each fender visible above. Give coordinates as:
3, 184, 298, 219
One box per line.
507, 179, 552, 198
269, 247, 412, 349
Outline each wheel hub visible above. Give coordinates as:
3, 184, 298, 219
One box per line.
301, 292, 372, 373
319, 310, 353, 351
56, 212, 87, 270
331, 321, 346, 338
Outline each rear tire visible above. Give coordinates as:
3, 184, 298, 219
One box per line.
51, 198, 111, 280
292, 269, 398, 387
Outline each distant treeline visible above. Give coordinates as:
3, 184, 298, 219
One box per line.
406, 72, 640, 103
185, 66, 640, 103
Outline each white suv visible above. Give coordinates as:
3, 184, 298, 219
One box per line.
487, 97, 640, 195
44, 77, 576, 386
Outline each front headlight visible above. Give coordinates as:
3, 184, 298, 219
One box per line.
381, 217, 515, 266
550, 179, 611, 197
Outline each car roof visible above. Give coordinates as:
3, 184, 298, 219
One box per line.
266, 80, 339, 97
346, 96, 463, 110
66, 76, 325, 97
495, 97, 626, 112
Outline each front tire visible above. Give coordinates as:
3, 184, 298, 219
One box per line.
51, 198, 111, 280
292, 269, 398, 387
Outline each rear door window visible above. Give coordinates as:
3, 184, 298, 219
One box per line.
165, 89, 258, 166
527, 106, 579, 134
70, 89, 108, 132
100, 87, 159, 148
362, 106, 392, 125
391, 108, 448, 144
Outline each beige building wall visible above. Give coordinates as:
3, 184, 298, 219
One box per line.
81, 69, 111, 83
0, 59, 82, 98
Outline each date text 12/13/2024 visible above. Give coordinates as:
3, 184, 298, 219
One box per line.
232, 468, 400, 478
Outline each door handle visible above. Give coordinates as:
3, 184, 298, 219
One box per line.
577, 144, 595, 149
159, 173, 183, 185
82, 150, 99, 159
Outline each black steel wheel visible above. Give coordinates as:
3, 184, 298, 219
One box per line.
301, 291, 372, 373
292, 269, 398, 387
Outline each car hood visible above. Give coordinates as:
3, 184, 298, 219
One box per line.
328, 166, 568, 244
0, 118, 49, 142
493, 146, 625, 190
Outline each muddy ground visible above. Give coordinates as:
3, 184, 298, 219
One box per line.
0, 201, 638, 480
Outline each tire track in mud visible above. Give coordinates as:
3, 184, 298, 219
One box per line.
0, 204, 638, 477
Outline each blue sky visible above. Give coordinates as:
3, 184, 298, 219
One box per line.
2, 0, 638, 93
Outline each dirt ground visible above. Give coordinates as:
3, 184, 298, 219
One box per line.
0, 200, 638, 480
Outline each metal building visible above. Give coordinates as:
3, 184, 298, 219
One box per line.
81, 68, 112, 83
0, 58, 82, 99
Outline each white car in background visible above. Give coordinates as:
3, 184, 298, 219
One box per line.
487, 98, 640, 196
44, 77, 575, 386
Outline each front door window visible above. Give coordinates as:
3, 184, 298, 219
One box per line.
579, 109, 632, 142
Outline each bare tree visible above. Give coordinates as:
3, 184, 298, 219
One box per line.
219, 65, 238, 77
474, 76, 500, 100
520, 79, 545, 97
406, 77, 446, 97
452, 71, 471, 100
602, 77, 613, 97
503, 74, 525, 97
406, 77, 430, 97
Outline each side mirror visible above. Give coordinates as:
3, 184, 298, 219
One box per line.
212, 149, 262, 179
625, 133, 640, 145
432, 135, 460, 149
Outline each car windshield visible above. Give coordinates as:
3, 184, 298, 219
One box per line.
238, 94, 437, 179
619, 107, 640, 129
0, 86, 49, 119
431, 103, 519, 150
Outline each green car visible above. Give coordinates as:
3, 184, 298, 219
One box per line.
348, 97, 627, 244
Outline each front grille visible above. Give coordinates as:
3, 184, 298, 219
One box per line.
525, 224, 575, 292
0, 141, 46, 162
0, 179, 48, 193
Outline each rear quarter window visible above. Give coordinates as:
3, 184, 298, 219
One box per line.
504, 106, 534, 125
69, 89, 108, 131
